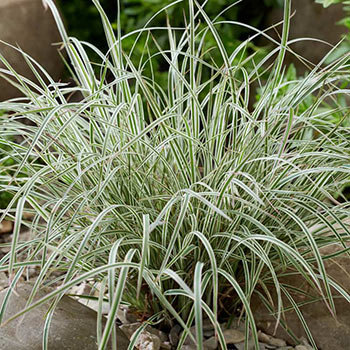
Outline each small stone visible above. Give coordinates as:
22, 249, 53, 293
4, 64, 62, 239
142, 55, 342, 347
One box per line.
258, 331, 270, 343
204, 336, 218, 349
258, 331, 286, 347
295, 346, 309, 350
299, 337, 309, 346
70, 282, 92, 296
204, 328, 215, 337
120, 323, 143, 339
27, 267, 38, 278
224, 319, 246, 333
182, 346, 197, 350
160, 341, 171, 350
203, 319, 215, 331
183, 322, 215, 344
0, 220, 12, 234
262, 344, 277, 350
269, 338, 286, 347
148, 328, 168, 343
234, 342, 265, 350
169, 325, 181, 346
115, 305, 138, 324
121, 323, 167, 343
81, 299, 110, 314
123, 306, 139, 323
182, 327, 197, 345
134, 330, 161, 350
116, 306, 131, 324
298, 337, 313, 349
70, 282, 110, 314
223, 328, 245, 344
0, 272, 8, 291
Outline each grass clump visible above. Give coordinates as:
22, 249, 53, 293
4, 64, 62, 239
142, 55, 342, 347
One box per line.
1, 0, 350, 349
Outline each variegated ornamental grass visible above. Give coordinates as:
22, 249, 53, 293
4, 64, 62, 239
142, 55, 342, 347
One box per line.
1, 0, 350, 349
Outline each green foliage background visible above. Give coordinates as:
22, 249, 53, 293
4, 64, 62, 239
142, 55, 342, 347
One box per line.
56, 0, 350, 65
56, 1, 282, 79
56, 1, 282, 53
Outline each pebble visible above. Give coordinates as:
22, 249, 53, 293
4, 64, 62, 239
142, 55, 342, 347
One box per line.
69, 281, 92, 296
117, 320, 310, 350
295, 346, 312, 350
116, 306, 131, 324
81, 299, 110, 314
122, 305, 139, 323
234, 341, 265, 350
270, 338, 287, 347
169, 325, 181, 347
0, 271, 8, 291
182, 328, 197, 346
120, 323, 143, 339
148, 328, 168, 343
181, 346, 197, 350
223, 328, 245, 344
0, 220, 12, 234
258, 331, 286, 347
264, 344, 278, 349
120, 323, 167, 343
203, 328, 215, 338
134, 331, 161, 350
202, 319, 215, 331
181, 322, 216, 345
27, 267, 38, 278
299, 337, 309, 346
70, 282, 110, 314
224, 319, 246, 333
160, 341, 171, 350
297, 337, 314, 349
203, 336, 218, 349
